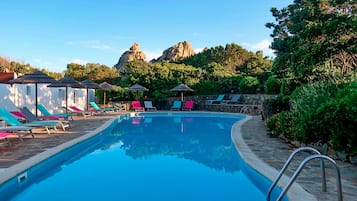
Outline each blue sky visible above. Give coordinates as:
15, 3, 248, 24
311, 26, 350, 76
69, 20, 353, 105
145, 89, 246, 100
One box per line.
1, 0, 293, 73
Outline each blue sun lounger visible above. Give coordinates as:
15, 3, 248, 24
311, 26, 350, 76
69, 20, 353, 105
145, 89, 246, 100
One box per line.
205, 94, 225, 104
0, 107, 58, 134
37, 104, 74, 120
171, 101, 182, 111
90, 102, 115, 112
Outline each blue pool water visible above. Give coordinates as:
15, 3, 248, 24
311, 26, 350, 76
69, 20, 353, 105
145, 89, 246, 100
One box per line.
0, 112, 286, 201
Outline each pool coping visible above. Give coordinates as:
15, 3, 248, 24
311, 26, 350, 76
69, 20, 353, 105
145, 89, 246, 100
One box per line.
231, 115, 317, 201
0, 117, 116, 185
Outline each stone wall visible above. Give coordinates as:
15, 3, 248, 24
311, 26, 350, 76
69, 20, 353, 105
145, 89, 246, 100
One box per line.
164, 94, 277, 115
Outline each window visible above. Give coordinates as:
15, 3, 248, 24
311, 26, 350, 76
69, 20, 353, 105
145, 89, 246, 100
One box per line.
26, 85, 31, 96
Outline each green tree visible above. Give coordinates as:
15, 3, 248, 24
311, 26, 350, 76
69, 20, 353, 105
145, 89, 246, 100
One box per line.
64, 63, 87, 80
266, 0, 356, 86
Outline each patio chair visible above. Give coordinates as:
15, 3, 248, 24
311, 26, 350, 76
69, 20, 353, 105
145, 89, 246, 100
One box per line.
131, 101, 145, 112
89, 102, 115, 112
171, 101, 182, 111
0, 107, 57, 134
182, 101, 194, 111
37, 104, 74, 120
144, 101, 157, 111
17, 107, 70, 131
222, 94, 241, 104
205, 94, 225, 104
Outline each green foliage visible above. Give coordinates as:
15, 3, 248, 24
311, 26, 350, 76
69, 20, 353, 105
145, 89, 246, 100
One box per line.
290, 80, 340, 114
264, 76, 281, 94
193, 80, 221, 95
267, 0, 357, 89
266, 111, 295, 140
64, 63, 119, 81
123, 61, 201, 97
179, 43, 273, 76
239, 76, 260, 94
268, 80, 357, 154
308, 85, 357, 154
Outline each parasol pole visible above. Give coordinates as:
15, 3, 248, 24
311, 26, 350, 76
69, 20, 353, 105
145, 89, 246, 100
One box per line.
181, 92, 184, 102
86, 88, 89, 110
35, 83, 38, 117
65, 87, 68, 113
103, 91, 107, 107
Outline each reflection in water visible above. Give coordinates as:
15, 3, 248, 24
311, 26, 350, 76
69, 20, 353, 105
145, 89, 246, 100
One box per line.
110, 115, 244, 173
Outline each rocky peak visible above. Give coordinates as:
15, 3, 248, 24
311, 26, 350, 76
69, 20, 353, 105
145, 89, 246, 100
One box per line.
152, 41, 195, 62
114, 42, 146, 72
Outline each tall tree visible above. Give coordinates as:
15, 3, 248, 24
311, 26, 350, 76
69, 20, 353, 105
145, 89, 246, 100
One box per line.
266, 0, 356, 85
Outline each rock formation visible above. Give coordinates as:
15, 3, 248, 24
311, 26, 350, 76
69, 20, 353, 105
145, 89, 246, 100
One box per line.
152, 41, 195, 62
114, 42, 146, 72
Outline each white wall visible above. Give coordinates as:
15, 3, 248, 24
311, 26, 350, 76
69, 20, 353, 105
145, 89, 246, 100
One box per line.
0, 83, 94, 114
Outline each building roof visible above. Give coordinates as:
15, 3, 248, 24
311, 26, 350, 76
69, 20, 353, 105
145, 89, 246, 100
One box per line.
0, 72, 16, 84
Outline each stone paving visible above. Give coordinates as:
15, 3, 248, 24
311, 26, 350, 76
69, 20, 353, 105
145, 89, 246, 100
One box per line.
0, 112, 356, 200
0, 113, 118, 168
240, 116, 357, 201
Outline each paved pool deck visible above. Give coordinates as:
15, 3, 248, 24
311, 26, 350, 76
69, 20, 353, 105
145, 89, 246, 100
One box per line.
0, 113, 356, 200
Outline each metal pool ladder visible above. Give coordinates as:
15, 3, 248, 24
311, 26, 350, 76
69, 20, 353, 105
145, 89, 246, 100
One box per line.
266, 147, 343, 201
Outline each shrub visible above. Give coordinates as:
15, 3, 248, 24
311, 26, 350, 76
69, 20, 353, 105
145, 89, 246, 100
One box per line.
307, 82, 357, 154
239, 76, 260, 94
266, 111, 295, 141
262, 95, 290, 120
193, 80, 221, 95
264, 75, 281, 94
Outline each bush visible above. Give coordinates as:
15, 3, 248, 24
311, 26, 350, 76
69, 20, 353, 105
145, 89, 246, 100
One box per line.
307, 82, 357, 154
193, 80, 221, 95
239, 76, 260, 94
266, 111, 295, 141
262, 95, 290, 120
264, 75, 281, 94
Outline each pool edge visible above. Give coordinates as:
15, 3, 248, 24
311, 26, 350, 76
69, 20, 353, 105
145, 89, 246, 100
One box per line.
0, 117, 116, 185
231, 115, 317, 201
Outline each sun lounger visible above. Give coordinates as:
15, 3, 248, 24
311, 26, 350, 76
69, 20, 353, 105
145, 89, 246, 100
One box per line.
222, 94, 241, 104
0, 107, 57, 134
11, 110, 68, 131
205, 94, 225, 104
131, 101, 145, 112
144, 101, 157, 111
68, 105, 97, 117
0, 126, 34, 141
182, 101, 194, 111
89, 102, 115, 112
18, 107, 70, 131
171, 101, 182, 111
37, 104, 74, 120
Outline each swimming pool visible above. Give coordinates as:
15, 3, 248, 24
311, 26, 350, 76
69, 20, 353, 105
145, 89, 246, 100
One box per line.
0, 112, 286, 201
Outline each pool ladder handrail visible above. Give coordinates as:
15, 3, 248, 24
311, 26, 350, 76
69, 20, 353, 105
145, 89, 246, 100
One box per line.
276, 154, 342, 201
267, 147, 331, 201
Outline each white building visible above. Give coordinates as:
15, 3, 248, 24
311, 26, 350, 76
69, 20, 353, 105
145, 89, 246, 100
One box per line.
0, 72, 95, 114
